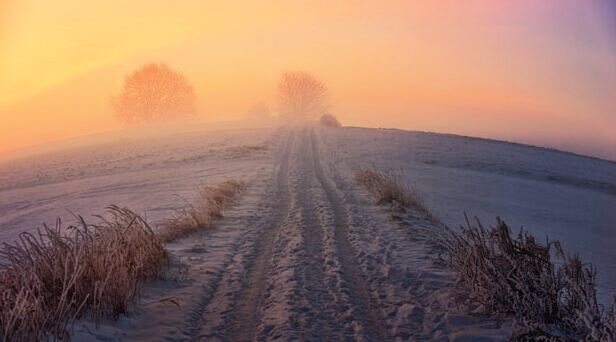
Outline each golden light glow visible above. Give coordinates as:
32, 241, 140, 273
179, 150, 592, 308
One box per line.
1, 0, 615, 158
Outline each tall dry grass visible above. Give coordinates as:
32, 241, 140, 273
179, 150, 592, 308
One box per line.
441, 216, 616, 340
0, 179, 246, 340
354, 169, 434, 220
0, 206, 166, 341
159, 180, 246, 242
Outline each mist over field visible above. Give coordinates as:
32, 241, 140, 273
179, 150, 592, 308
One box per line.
1, 1, 616, 341
1, 1, 615, 160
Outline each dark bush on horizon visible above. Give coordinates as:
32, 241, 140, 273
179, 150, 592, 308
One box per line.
319, 114, 341, 127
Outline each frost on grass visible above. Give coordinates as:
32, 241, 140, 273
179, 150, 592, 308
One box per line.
0, 206, 166, 341
354, 169, 434, 220
159, 180, 246, 242
441, 216, 616, 341
0, 179, 246, 340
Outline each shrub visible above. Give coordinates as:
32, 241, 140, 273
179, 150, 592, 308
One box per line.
0, 179, 246, 340
441, 216, 616, 340
0, 206, 167, 341
319, 114, 341, 127
354, 169, 433, 220
159, 180, 246, 242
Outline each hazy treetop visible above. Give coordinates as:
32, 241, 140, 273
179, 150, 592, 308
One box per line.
112, 63, 197, 124
277, 71, 329, 120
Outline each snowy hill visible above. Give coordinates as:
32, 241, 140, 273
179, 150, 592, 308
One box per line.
1, 124, 615, 340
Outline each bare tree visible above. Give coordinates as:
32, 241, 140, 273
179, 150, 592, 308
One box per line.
277, 71, 329, 120
112, 63, 197, 124
245, 102, 271, 120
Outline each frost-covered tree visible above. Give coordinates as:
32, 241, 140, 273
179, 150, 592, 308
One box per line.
112, 63, 197, 123
277, 71, 329, 120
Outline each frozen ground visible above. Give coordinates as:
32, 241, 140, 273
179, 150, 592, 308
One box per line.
320, 127, 616, 305
0, 124, 614, 340
0, 125, 275, 242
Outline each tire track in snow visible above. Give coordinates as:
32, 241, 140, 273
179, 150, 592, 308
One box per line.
309, 128, 388, 341
291, 128, 340, 340
194, 127, 386, 340
223, 130, 295, 341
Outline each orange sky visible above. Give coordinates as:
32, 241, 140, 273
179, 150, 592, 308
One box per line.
1, 0, 615, 159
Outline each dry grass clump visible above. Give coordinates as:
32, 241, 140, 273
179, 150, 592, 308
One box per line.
441, 216, 616, 340
0, 180, 246, 340
224, 145, 268, 159
355, 169, 412, 207
354, 169, 433, 219
159, 180, 246, 242
319, 113, 342, 127
0, 206, 166, 341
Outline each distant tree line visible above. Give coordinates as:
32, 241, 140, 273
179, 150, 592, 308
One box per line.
112, 64, 332, 124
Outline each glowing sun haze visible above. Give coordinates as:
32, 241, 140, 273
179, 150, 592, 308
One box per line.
1, 0, 615, 159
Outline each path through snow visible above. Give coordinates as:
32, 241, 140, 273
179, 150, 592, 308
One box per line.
70, 126, 510, 341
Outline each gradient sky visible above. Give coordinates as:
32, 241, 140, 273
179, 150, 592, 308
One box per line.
1, 1, 615, 159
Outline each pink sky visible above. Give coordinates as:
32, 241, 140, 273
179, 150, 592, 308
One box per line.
0, 0, 615, 159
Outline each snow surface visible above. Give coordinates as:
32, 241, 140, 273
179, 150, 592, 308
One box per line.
0, 126, 275, 242
0, 124, 614, 339
320, 127, 616, 304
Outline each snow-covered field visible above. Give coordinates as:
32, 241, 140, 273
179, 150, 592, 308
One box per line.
320, 127, 616, 304
0, 124, 614, 340
0, 126, 275, 242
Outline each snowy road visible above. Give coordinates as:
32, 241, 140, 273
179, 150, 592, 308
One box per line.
2, 124, 612, 340
68, 126, 509, 341
8, 123, 611, 340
